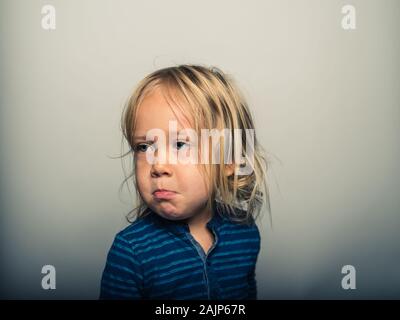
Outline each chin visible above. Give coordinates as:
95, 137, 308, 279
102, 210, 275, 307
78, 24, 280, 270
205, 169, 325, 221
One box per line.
160, 209, 193, 222
158, 210, 187, 221
162, 214, 184, 221
152, 203, 184, 221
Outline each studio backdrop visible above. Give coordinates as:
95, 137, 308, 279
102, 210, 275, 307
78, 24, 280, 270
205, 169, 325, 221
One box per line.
0, 0, 399, 299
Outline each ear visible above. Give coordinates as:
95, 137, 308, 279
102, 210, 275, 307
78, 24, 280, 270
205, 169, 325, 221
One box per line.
224, 164, 235, 177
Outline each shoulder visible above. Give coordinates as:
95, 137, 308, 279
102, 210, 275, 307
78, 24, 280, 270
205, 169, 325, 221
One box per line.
216, 216, 261, 257
214, 204, 260, 238
218, 216, 261, 241
115, 213, 163, 245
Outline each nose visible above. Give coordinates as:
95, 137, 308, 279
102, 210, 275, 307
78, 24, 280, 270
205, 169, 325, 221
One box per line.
150, 161, 172, 178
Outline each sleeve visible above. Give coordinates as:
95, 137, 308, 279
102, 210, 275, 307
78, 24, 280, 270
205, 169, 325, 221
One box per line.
247, 223, 260, 300
99, 233, 144, 300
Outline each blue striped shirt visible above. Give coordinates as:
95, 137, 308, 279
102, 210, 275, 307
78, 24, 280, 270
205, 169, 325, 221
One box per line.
100, 209, 260, 300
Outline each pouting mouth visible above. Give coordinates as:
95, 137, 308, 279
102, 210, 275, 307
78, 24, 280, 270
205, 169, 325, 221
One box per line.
152, 189, 177, 200
152, 189, 176, 194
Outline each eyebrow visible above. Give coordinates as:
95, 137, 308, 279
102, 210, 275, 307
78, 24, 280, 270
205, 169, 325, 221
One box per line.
133, 130, 188, 141
133, 135, 147, 140
133, 135, 161, 143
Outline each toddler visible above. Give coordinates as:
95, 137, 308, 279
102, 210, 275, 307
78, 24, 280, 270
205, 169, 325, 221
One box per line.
100, 64, 270, 300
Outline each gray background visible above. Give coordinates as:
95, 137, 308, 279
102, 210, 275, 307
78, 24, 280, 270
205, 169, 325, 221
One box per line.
1, 0, 399, 299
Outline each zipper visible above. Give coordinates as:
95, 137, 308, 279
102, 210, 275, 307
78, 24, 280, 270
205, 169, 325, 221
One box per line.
204, 228, 218, 299
185, 227, 218, 299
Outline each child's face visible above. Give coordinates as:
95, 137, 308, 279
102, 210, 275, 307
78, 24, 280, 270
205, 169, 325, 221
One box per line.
133, 87, 210, 221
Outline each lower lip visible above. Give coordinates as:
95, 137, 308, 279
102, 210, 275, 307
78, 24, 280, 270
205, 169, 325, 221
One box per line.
153, 191, 177, 200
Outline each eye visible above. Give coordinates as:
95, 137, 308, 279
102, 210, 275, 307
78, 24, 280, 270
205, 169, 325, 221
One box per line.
133, 143, 152, 153
175, 141, 188, 150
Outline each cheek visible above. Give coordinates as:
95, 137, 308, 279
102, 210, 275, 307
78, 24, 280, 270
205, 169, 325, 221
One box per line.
135, 161, 150, 192
180, 166, 210, 197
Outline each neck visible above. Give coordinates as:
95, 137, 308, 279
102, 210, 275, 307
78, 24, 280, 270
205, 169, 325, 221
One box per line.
186, 207, 212, 230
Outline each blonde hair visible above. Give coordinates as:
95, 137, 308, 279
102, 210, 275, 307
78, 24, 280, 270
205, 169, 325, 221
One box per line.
119, 64, 271, 225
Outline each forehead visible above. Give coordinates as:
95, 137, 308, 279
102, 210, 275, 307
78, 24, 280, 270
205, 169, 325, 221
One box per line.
134, 87, 194, 134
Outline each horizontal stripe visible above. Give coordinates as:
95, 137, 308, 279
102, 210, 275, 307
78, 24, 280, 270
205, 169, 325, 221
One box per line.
219, 272, 248, 282
213, 248, 259, 258
106, 262, 143, 280
219, 238, 259, 246
156, 262, 203, 279
144, 257, 199, 276
115, 235, 130, 244
123, 221, 155, 236
178, 280, 205, 290
135, 238, 181, 255
101, 279, 139, 293
111, 241, 134, 255
219, 228, 255, 236
212, 255, 254, 265
132, 233, 171, 249
223, 282, 248, 292
151, 280, 205, 298
128, 228, 165, 243
214, 261, 254, 271
109, 248, 140, 266
100, 210, 260, 300
141, 247, 193, 264
102, 272, 138, 285
154, 269, 204, 286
